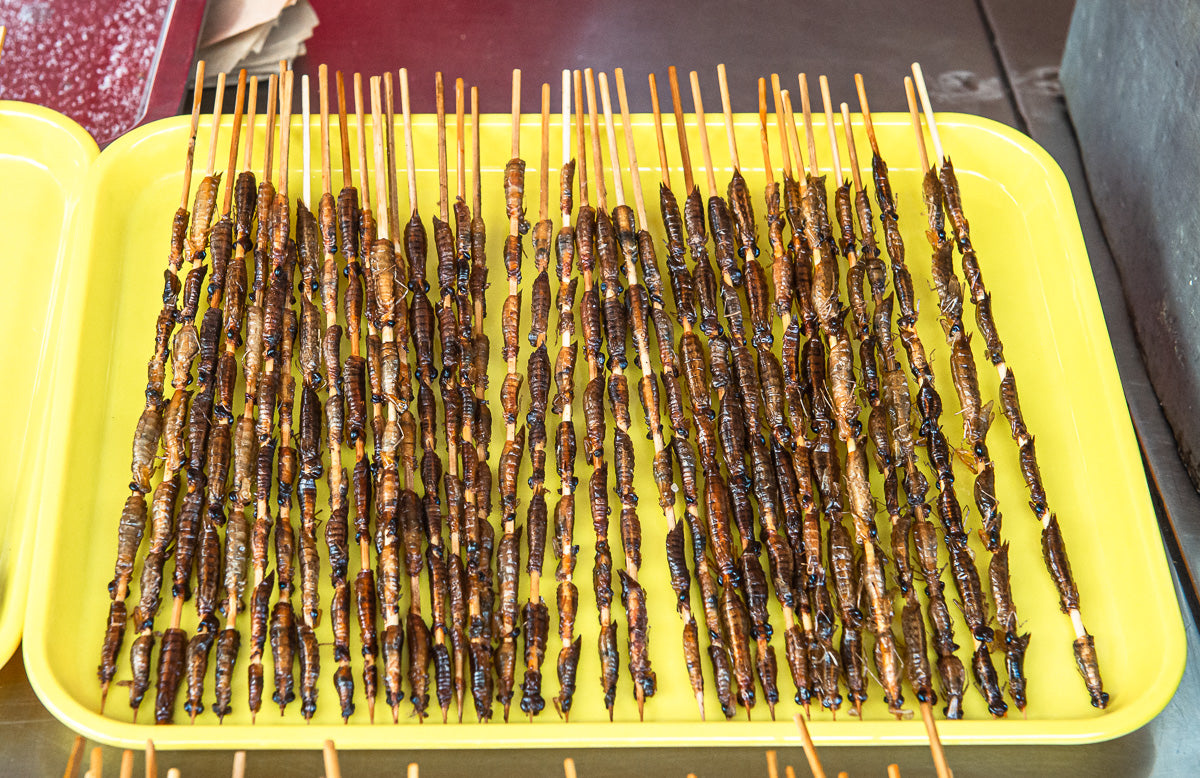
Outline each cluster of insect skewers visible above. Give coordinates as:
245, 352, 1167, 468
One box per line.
95, 57, 1107, 731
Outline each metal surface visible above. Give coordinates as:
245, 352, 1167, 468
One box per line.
5, 0, 1199, 774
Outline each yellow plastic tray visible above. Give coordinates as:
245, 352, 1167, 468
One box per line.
0, 102, 98, 669
25, 109, 1183, 749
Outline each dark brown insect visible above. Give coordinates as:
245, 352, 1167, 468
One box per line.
269, 601, 296, 712
297, 623, 321, 720
719, 582, 755, 712
153, 626, 188, 724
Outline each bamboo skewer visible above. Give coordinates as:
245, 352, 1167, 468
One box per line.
367, 74, 404, 725
397, 66, 438, 723
120, 751, 134, 778
517, 81, 554, 721
65, 735, 85, 778
430, 70, 467, 723
794, 712, 827, 778
619, 66, 714, 720
449, 75, 475, 724
849, 73, 967, 719
495, 67, 528, 723
597, 69, 658, 721
315, 65, 356, 723
145, 741, 156, 778
911, 61, 1106, 710
548, 68, 582, 722
154, 69, 228, 725
692, 68, 775, 720
573, 68, 620, 721
322, 740, 341, 778
334, 69, 380, 723
183, 70, 246, 724
98, 61, 205, 718
88, 746, 103, 778
349, 71, 382, 725
902, 80, 1023, 718
465, 81, 497, 723
660, 65, 753, 721
650, 68, 738, 721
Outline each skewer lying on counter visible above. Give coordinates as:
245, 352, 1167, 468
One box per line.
91, 60, 1107, 729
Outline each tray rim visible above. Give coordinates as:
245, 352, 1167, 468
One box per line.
0, 100, 99, 670
22, 109, 1185, 749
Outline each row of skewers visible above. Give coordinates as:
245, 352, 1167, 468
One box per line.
95, 58, 1107, 728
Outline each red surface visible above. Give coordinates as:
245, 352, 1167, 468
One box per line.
0, 0, 206, 146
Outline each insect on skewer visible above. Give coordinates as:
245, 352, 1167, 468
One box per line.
721, 63, 813, 721
432, 72, 469, 723
850, 74, 967, 719
657, 66, 742, 721
665, 66, 755, 721
402, 70, 453, 725
465, 82, 497, 724
799, 74, 907, 718
913, 62, 1104, 710
597, 70, 658, 721
211, 72, 260, 723
496, 68, 528, 723
794, 712, 828, 778
396, 68, 435, 723
900, 82, 1022, 718
775, 83, 846, 718
518, 81, 554, 722
293, 70, 327, 724
99, 61, 205, 718
349, 71, 381, 724
332, 69, 379, 723
448, 76, 474, 723
314, 65, 357, 723
575, 68, 620, 722
366, 74, 405, 725
549, 69, 583, 722
690, 69, 768, 720
613, 67, 702, 719
182, 70, 247, 724
753, 73, 823, 719
154, 68, 229, 725
648, 69, 734, 722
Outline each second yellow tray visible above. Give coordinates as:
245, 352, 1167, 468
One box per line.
24, 109, 1183, 748
0, 101, 98, 669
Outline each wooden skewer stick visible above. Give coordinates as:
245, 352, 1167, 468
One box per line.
648, 74, 672, 191
278, 70, 293, 200
904, 78, 929, 172
598, 73, 626, 209
852, 74, 879, 158
436, 72, 449, 221
770, 75, 793, 180
385, 72, 401, 242
64, 735, 85, 778
472, 85, 482, 219
766, 749, 780, 778
336, 72, 353, 191
921, 701, 952, 778
407, 764, 419, 778
456, 78, 467, 201
354, 74, 371, 216
716, 63, 739, 170
220, 71, 249, 217
667, 67, 694, 194
262, 73, 278, 185
323, 740, 341, 778
0, 26, 7, 62
794, 712, 827, 778
836, 772, 848, 778
780, 90, 807, 179
89, 747, 103, 778
797, 74, 819, 176
818, 76, 843, 183
785, 767, 797, 778
540, 81, 552, 222
910, 64, 945, 165
887, 765, 902, 778
230, 752, 246, 778
688, 70, 718, 198
757, 77, 773, 191
165, 770, 180, 778
144, 741, 156, 778
563, 758, 578, 778
119, 751, 134, 778
583, 69, 606, 211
